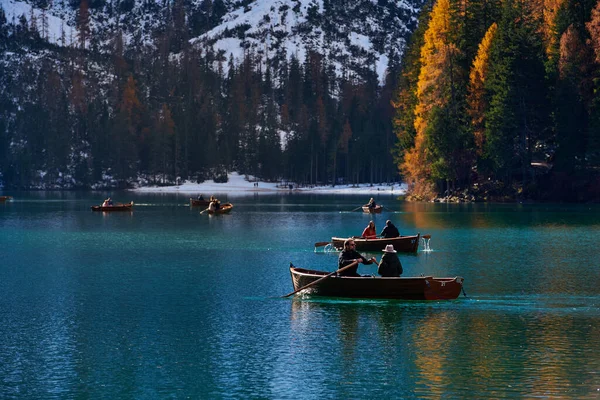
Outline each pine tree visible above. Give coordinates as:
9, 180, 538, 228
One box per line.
392, 0, 432, 178
337, 118, 352, 184
585, 0, 600, 168
258, 66, 282, 180
29, 7, 40, 42
403, 0, 470, 199
553, 25, 590, 172
484, 0, 550, 183
76, 0, 90, 49
150, 103, 175, 183
0, 6, 8, 49
40, 6, 49, 41
112, 75, 143, 183
468, 22, 497, 156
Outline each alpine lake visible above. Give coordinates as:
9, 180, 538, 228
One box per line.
1, 192, 598, 399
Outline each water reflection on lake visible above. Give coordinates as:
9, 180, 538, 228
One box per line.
0, 192, 598, 398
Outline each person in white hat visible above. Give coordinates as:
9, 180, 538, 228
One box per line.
378, 244, 403, 277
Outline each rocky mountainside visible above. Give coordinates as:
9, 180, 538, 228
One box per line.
1, 0, 425, 82
0, 0, 427, 189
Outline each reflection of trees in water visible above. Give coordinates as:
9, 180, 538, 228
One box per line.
290, 300, 441, 392
409, 310, 600, 398
289, 299, 600, 397
521, 313, 600, 396
396, 202, 547, 230
412, 310, 460, 396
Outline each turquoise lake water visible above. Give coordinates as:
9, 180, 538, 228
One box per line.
1, 192, 599, 399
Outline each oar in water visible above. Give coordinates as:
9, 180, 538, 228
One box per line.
314, 241, 331, 247
423, 234, 431, 239
350, 206, 363, 212
282, 261, 359, 298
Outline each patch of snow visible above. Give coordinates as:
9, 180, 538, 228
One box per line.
132, 172, 407, 196
1, 0, 76, 46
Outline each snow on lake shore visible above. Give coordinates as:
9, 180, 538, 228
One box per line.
132, 172, 407, 196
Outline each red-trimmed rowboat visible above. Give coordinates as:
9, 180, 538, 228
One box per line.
289, 265, 464, 300
206, 202, 233, 214
362, 205, 383, 213
331, 234, 420, 253
190, 198, 211, 207
91, 202, 134, 211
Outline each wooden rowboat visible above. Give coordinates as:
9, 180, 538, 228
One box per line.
91, 202, 134, 212
362, 205, 383, 213
0, 196, 12, 202
289, 266, 464, 300
205, 202, 233, 214
331, 234, 421, 253
190, 198, 211, 207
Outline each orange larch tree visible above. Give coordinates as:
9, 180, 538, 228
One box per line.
467, 22, 497, 155
403, 0, 468, 200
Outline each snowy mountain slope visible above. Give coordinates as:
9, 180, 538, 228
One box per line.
1, 0, 76, 45
1, 0, 425, 83
193, 0, 424, 83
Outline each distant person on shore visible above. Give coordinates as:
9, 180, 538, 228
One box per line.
338, 238, 377, 277
361, 220, 377, 239
380, 220, 400, 238
378, 245, 403, 277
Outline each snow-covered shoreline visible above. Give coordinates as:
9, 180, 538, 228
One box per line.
132, 172, 407, 196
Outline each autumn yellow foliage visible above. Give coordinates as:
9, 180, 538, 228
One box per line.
401, 0, 460, 200
468, 22, 497, 154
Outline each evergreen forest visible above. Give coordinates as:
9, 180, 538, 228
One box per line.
394, 0, 600, 202
0, 0, 402, 190
1, 0, 600, 202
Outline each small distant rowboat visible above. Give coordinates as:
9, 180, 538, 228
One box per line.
0, 196, 12, 202
331, 234, 421, 253
91, 202, 134, 212
205, 202, 233, 214
289, 265, 464, 300
362, 205, 383, 213
190, 198, 211, 207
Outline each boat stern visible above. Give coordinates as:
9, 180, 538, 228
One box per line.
424, 276, 464, 300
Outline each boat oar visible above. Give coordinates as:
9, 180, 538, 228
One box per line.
282, 261, 359, 298
423, 234, 431, 239
314, 241, 331, 247
350, 206, 363, 212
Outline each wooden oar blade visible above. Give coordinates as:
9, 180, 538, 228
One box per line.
314, 241, 331, 247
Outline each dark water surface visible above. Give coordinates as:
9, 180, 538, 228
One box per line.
1, 192, 598, 399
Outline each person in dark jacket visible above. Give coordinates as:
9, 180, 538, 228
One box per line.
367, 197, 377, 209
338, 238, 376, 277
378, 245, 403, 277
379, 220, 400, 238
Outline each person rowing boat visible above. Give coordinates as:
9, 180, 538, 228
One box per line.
338, 238, 377, 277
